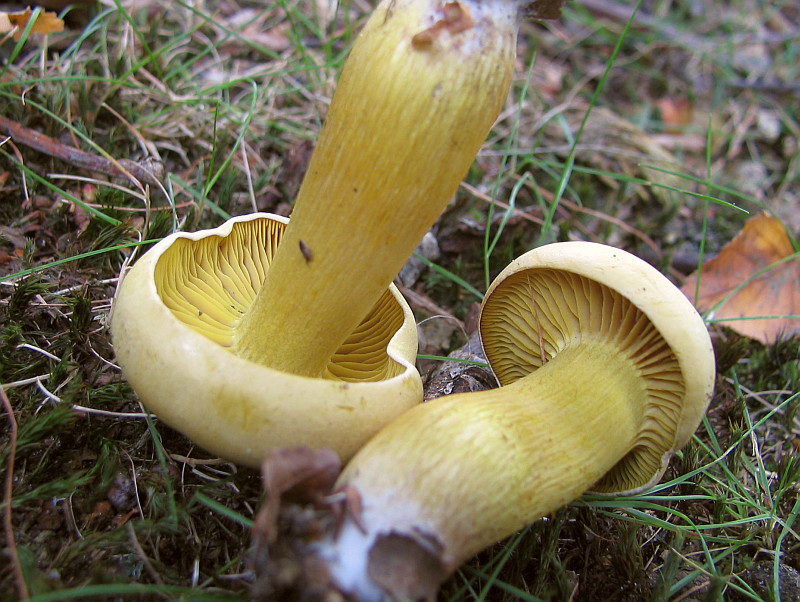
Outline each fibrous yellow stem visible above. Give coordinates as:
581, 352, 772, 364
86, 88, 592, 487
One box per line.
320, 341, 647, 598
233, 0, 518, 377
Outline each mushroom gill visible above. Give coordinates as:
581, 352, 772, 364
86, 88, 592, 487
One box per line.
153, 216, 408, 383
479, 268, 686, 492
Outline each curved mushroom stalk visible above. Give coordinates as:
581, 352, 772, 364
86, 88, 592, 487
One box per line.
233, 0, 521, 377
310, 242, 716, 602
111, 214, 422, 467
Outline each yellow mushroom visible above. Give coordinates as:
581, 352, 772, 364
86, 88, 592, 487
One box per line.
111, 0, 543, 465
111, 214, 421, 467
312, 242, 716, 601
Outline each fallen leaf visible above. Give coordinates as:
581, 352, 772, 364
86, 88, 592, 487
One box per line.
681, 214, 800, 344
0, 8, 65, 41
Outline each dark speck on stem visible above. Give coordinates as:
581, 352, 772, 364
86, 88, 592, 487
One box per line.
299, 240, 314, 264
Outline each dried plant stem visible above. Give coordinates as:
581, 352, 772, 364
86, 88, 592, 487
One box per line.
127, 522, 164, 584
0, 113, 162, 188
1, 384, 29, 600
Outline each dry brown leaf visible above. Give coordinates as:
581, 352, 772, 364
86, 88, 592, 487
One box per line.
681, 214, 800, 344
0, 8, 65, 41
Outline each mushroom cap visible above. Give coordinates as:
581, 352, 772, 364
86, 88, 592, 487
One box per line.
111, 213, 422, 468
479, 241, 715, 495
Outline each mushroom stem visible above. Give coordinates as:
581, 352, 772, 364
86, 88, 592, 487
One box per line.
317, 341, 646, 600
233, 0, 519, 377
254, 241, 715, 600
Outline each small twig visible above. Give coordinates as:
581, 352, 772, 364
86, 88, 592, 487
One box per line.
35, 378, 61, 403
1, 384, 30, 600
64, 494, 82, 540
558, 196, 662, 259
4, 371, 145, 417
16, 343, 60, 362
1, 375, 51, 389
50, 173, 149, 202
86, 343, 121, 371
240, 141, 258, 213
126, 522, 164, 585
57, 195, 194, 213
69, 405, 150, 419
49, 278, 119, 297
460, 180, 546, 227
395, 282, 465, 325
169, 454, 231, 466
4, 139, 30, 203
100, 102, 161, 161
0, 113, 162, 188
120, 449, 145, 530
416, 314, 470, 349
191, 558, 200, 588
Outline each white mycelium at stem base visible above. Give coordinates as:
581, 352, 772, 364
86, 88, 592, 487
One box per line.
313, 242, 716, 601
233, 0, 519, 377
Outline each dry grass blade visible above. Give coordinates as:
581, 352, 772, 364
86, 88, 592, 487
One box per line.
1, 383, 28, 600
